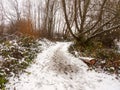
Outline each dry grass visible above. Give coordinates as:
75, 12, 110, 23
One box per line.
16, 19, 40, 38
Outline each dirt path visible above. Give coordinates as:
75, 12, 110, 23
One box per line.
6, 42, 120, 90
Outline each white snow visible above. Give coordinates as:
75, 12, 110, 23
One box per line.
5, 42, 120, 90
117, 42, 120, 53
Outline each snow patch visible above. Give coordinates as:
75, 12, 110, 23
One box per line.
5, 42, 120, 90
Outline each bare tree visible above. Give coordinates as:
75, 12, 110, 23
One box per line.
0, 0, 4, 35
41, 0, 59, 39
61, 0, 120, 44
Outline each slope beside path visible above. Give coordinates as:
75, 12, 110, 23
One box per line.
6, 42, 120, 90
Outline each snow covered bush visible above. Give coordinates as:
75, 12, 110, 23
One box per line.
69, 41, 120, 75
0, 35, 41, 89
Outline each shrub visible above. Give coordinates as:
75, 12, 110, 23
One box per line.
69, 40, 120, 75
7, 19, 40, 39
0, 35, 41, 89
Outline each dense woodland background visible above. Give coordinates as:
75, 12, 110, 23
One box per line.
0, 0, 120, 43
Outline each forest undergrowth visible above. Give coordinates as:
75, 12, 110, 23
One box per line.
0, 35, 41, 89
69, 40, 120, 77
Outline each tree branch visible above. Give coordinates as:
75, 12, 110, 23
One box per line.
74, 0, 80, 32
61, 0, 79, 40
84, 0, 107, 34
87, 24, 120, 41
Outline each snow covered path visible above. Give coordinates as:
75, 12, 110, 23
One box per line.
6, 42, 120, 90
